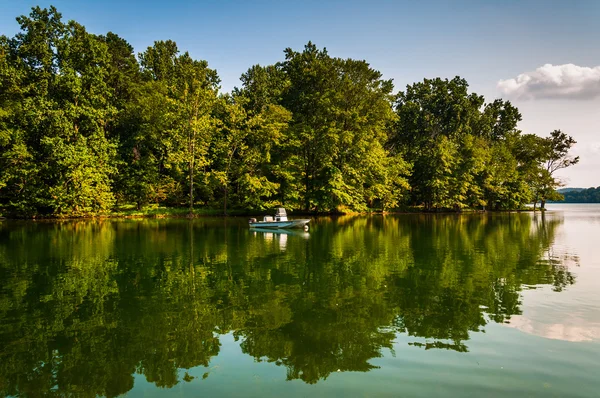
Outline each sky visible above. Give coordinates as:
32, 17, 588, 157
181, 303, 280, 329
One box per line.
1, 0, 599, 187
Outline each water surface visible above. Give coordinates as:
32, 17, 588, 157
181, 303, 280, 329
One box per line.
1, 205, 599, 397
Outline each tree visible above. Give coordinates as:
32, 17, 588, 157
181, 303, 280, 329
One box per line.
391, 77, 537, 211
173, 53, 219, 213
234, 64, 298, 208
279, 42, 404, 211
392, 77, 486, 210
209, 96, 247, 214
533, 130, 579, 209
562, 186, 600, 203
137, 41, 219, 212
98, 32, 141, 113
0, 6, 581, 217
0, 7, 117, 216
0, 34, 38, 215
115, 80, 177, 209
210, 94, 290, 214
481, 140, 531, 210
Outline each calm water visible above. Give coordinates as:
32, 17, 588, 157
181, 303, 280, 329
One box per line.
1, 205, 599, 397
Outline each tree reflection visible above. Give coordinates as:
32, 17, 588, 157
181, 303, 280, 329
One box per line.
0, 214, 575, 393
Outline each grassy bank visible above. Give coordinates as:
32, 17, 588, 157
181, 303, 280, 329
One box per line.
108, 205, 253, 218
0, 203, 538, 221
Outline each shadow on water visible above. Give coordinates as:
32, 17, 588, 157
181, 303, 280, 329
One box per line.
0, 213, 576, 394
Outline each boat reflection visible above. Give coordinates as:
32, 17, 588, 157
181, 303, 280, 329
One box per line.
250, 227, 309, 237
250, 227, 310, 250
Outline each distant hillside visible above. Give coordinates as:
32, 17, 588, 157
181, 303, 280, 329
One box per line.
560, 187, 600, 203
557, 187, 585, 193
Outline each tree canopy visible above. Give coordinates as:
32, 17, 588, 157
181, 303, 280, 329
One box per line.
560, 186, 600, 203
0, 7, 580, 217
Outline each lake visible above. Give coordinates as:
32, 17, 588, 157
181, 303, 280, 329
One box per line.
1, 204, 599, 397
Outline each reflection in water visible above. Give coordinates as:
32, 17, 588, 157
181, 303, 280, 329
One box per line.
0, 214, 578, 395
506, 313, 600, 342
251, 228, 310, 251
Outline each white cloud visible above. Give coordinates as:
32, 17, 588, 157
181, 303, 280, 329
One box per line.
498, 64, 600, 100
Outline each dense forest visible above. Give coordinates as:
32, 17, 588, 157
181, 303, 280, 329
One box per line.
561, 187, 600, 203
0, 6, 580, 217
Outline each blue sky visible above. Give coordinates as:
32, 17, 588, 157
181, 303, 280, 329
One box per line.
1, 0, 599, 186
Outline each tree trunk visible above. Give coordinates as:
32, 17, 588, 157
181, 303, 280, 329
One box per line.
304, 168, 310, 212
540, 199, 546, 210
303, 147, 310, 212
304, 177, 310, 212
533, 201, 537, 211
188, 124, 196, 216
224, 145, 236, 216
224, 185, 228, 216
188, 93, 199, 217
189, 159, 194, 215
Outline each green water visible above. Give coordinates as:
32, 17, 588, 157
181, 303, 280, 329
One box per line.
1, 205, 599, 397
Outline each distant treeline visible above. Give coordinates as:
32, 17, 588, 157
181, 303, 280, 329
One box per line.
0, 6, 579, 217
561, 187, 600, 203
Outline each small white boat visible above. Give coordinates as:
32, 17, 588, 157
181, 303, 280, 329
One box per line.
249, 208, 310, 229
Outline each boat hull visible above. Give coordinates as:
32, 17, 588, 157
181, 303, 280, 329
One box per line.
248, 219, 310, 229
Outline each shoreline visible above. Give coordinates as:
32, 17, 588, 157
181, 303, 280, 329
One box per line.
0, 207, 541, 221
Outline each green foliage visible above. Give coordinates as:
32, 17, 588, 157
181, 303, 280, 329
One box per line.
210, 95, 291, 212
392, 77, 484, 209
113, 41, 219, 211
0, 7, 116, 216
560, 186, 600, 203
511, 130, 579, 209
390, 77, 579, 211
535, 130, 580, 208
0, 7, 581, 217
277, 43, 403, 211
